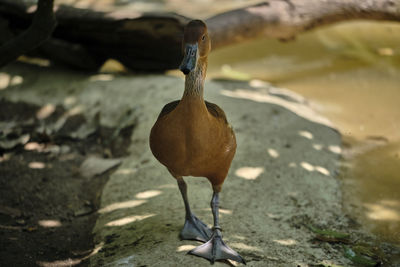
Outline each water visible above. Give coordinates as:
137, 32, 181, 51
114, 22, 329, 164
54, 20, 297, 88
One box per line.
207, 21, 400, 244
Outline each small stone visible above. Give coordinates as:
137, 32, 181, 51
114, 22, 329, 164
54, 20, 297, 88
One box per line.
74, 206, 93, 217
16, 219, 26, 225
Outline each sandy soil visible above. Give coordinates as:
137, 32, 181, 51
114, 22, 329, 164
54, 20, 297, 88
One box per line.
0, 63, 398, 266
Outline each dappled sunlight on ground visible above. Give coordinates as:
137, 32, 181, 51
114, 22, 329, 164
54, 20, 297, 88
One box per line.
0, 153, 12, 162
235, 166, 264, 180
105, 214, 156, 227
38, 220, 62, 228
314, 166, 330, 176
36, 104, 56, 120
89, 74, 115, 82
28, 162, 46, 169
267, 148, 279, 158
219, 208, 233, 215
18, 56, 50, 67
230, 242, 263, 252
288, 162, 297, 168
249, 79, 269, 88
0, 72, 23, 90
328, 145, 342, 154
24, 142, 70, 155
99, 186, 164, 229
101, 186, 166, 226
114, 168, 137, 175
98, 199, 146, 214
311, 143, 342, 155
266, 213, 281, 220
231, 235, 246, 241
135, 190, 162, 199
37, 258, 81, 267
300, 162, 330, 176
300, 162, 316, 172
158, 183, 176, 189
312, 144, 323, 151
176, 244, 196, 252
220, 88, 333, 128
200, 208, 232, 215
25, 142, 44, 151
63, 96, 77, 107
36, 242, 103, 267
65, 105, 84, 117
273, 239, 297, 246
298, 130, 313, 140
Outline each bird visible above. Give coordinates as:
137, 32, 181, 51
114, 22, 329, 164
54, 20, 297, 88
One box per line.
149, 19, 245, 264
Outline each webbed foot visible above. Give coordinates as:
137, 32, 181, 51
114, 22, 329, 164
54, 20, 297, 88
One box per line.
189, 228, 245, 264
180, 214, 212, 242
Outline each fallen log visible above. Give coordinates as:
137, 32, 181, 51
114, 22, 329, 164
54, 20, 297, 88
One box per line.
0, 0, 399, 70
207, 0, 400, 49
0, 0, 189, 70
0, 0, 56, 68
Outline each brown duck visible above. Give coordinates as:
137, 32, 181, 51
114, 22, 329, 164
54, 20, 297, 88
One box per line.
150, 19, 245, 264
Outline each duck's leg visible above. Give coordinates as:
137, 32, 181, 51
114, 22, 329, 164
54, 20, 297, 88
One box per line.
176, 177, 212, 242
189, 191, 246, 264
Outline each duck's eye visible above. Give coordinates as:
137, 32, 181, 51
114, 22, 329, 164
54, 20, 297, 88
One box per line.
202, 35, 206, 41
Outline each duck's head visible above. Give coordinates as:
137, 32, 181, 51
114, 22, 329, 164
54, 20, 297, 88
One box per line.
179, 20, 211, 75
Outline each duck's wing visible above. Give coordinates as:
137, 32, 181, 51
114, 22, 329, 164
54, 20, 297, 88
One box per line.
157, 100, 180, 118
205, 101, 228, 124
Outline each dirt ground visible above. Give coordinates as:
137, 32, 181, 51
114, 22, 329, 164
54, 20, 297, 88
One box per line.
0, 98, 134, 266
0, 63, 399, 266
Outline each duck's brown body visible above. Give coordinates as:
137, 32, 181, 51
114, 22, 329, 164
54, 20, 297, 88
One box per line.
148, 20, 244, 264
150, 97, 236, 190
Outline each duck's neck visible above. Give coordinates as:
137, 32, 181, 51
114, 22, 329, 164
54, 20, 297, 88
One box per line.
182, 57, 207, 102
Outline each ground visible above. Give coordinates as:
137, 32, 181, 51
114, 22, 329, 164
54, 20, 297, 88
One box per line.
0, 98, 133, 266
0, 63, 398, 266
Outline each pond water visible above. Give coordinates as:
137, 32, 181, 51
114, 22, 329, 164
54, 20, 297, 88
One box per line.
207, 21, 400, 245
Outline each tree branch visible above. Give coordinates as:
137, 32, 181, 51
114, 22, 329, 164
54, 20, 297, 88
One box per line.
206, 0, 400, 49
0, 0, 57, 68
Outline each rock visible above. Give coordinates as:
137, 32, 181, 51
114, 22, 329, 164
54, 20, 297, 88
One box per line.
74, 206, 94, 217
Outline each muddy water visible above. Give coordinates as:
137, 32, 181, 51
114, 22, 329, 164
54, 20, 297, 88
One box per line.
207, 21, 400, 244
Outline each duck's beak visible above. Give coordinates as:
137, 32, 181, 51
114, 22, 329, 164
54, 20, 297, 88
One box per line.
179, 43, 198, 75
